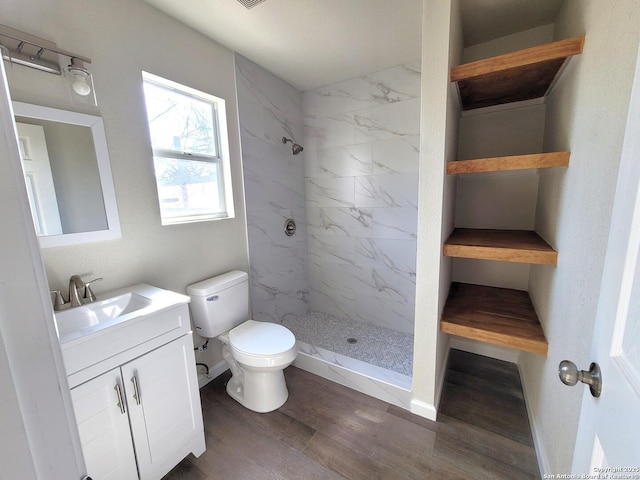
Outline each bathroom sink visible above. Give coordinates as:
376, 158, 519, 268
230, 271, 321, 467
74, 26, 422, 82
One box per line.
55, 284, 191, 381
55, 292, 153, 342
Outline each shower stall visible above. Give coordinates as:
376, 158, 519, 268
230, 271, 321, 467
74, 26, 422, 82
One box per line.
235, 54, 421, 408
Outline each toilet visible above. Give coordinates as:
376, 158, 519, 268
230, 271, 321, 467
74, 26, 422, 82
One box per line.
187, 271, 297, 413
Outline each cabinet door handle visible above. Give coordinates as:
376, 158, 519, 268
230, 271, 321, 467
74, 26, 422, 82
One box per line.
131, 375, 141, 405
114, 383, 126, 414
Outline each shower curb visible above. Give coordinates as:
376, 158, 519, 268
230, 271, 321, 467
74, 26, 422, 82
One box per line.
292, 340, 412, 410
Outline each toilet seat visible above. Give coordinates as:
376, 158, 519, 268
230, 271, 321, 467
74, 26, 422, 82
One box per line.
229, 320, 296, 368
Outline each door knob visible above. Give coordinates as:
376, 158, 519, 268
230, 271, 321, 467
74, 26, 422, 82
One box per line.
558, 360, 602, 397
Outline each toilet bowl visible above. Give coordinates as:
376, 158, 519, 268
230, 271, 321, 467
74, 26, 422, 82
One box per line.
187, 271, 297, 413
220, 320, 296, 412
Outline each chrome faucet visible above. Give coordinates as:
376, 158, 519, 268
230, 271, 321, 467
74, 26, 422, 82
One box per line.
68, 275, 103, 307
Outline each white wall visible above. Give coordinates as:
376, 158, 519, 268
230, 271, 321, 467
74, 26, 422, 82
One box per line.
2, 0, 251, 371
235, 55, 309, 324
523, 0, 640, 474
302, 61, 421, 334
411, 0, 461, 418
463, 24, 555, 63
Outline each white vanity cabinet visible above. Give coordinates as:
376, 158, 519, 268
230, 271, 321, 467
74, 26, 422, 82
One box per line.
71, 334, 204, 480
59, 286, 206, 480
71, 367, 139, 479
123, 333, 204, 480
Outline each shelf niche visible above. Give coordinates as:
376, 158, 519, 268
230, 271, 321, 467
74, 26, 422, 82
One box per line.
442, 35, 585, 356
447, 151, 570, 175
441, 282, 548, 355
443, 228, 558, 265
451, 35, 585, 111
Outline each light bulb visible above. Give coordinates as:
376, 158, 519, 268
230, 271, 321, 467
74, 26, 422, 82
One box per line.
71, 72, 91, 96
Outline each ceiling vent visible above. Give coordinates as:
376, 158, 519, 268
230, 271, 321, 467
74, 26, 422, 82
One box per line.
237, 0, 267, 9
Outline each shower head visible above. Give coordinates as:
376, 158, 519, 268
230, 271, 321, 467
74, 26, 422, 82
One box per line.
282, 137, 304, 155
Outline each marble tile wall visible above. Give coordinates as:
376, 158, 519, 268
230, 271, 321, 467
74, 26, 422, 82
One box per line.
235, 55, 309, 323
303, 61, 421, 334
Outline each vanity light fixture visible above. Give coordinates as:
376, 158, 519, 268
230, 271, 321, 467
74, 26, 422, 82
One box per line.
65, 57, 96, 106
0, 23, 96, 106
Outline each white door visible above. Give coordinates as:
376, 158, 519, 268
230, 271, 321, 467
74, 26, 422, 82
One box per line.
122, 334, 204, 480
70, 368, 139, 480
571, 46, 640, 473
15, 122, 63, 236
0, 51, 84, 479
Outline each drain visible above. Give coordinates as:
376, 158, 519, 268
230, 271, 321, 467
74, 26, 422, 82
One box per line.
346, 337, 358, 344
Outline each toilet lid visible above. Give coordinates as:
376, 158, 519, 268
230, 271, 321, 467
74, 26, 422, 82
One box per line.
229, 320, 295, 356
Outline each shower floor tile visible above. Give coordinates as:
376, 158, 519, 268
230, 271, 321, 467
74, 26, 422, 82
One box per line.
282, 311, 413, 376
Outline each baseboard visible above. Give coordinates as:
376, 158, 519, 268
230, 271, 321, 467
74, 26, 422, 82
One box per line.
450, 337, 520, 363
518, 362, 550, 478
410, 398, 437, 421
197, 360, 227, 389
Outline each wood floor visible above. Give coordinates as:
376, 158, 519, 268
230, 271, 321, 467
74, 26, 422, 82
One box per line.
163, 349, 539, 479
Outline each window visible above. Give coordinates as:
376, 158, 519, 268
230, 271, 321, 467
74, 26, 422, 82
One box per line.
142, 72, 234, 225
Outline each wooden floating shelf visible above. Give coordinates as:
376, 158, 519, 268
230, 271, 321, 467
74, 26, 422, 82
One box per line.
451, 35, 585, 110
443, 228, 558, 265
447, 152, 570, 175
441, 282, 548, 355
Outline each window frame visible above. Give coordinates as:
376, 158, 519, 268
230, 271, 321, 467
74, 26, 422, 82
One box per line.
141, 71, 235, 225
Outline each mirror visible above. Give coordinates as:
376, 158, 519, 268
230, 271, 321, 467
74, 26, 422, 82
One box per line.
12, 101, 121, 248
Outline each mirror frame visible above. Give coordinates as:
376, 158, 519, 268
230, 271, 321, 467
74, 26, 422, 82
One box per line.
12, 101, 121, 248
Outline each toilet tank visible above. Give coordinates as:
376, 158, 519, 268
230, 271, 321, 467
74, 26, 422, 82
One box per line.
186, 270, 249, 338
